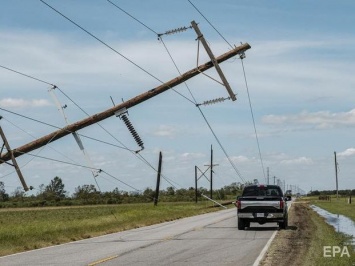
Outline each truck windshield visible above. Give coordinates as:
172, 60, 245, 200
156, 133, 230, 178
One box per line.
243, 186, 281, 197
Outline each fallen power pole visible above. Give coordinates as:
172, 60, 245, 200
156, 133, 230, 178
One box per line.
1, 39, 250, 190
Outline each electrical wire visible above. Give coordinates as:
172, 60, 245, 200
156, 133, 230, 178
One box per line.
106, 1, 247, 183
0, 65, 55, 86
0, 107, 131, 151
188, 0, 234, 49
0, 116, 90, 178
240, 58, 266, 181
40, 0, 195, 106
106, 0, 158, 35
55, 89, 182, 189
14, 150, 143, 192
187, 1, 266, 182
0, 64, 182, 190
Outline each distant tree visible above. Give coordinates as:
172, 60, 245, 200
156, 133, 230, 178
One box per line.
0, 181, 9, 201
143, 187, 155, 202
73, 184, 98, 203
166, 186, 175, 196
11, 186, 25, 201
44, 176, 67, 200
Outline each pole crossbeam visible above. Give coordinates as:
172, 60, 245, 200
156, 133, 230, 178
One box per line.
0, 42, 250, 164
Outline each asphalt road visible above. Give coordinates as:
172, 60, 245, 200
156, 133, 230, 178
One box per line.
0, 208, 278, 266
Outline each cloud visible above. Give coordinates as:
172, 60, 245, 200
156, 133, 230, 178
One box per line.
0, 98, 51, 108
338, 148, 355, 157
153, 125, 177, 138
262, 109, 355, 129
280, 156, 313, 165
229, 155, 250, 163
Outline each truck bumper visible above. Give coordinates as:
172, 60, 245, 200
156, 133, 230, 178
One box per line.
238, 213, 284, 219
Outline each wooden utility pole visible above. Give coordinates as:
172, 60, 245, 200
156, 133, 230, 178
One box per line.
0, 42, 250, 166
154, 151, 162, 206
204, 145, 218, 199
0, 126, 29, 191
210, 145, 213, 199
191, 21, 237, 101
195, 165, 198, 203
334, 151, 339, 200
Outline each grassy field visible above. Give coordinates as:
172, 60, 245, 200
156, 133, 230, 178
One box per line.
0, 202, 220, 256
308, 196, 355, 222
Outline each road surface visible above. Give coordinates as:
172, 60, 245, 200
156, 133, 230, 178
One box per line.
0, 208, 278, 266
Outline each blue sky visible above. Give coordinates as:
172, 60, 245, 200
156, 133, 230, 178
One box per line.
1, 0, 355, 196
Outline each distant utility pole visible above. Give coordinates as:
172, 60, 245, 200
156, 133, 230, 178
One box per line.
267, 167, 269, 185
154, 151, 163, 206
204, 145, 218, 199
334, 151, 339, 200
273, 176, 276, 185
195, 166, 198, 203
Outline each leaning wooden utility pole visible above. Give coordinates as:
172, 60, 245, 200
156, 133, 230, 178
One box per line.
154, 151, 162, 206
1, 36, 250, 191
0, 43, 250, 165
0, 126, 28, 191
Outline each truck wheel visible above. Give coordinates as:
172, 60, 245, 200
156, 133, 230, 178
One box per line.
238, 218, 245, 230
279, 217, 288, 229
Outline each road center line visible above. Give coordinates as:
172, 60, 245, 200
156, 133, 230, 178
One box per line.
87, 255, 119, 266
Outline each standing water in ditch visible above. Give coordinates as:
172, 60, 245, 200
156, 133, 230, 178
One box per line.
311, 205, 355, 246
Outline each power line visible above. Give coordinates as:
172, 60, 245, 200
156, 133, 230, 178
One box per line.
54, 88, 182, 189
0, 64, 182, 189
188, 0, 233, 49
240, 58, 266, 181
0, 108, 131, 151
0, 65, 54, 86
14, 150, 143, 192
186, 1, 265, 182
39, 0, 195, 106
106, 0, 158, 35
105, 1, 246, 183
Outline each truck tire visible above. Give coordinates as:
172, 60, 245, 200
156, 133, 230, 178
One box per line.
238, 218, 245, 230
279, 216, 288, 229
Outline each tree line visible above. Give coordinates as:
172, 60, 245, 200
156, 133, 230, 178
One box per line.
308, 189, 355, 196
0, 177, 244, 208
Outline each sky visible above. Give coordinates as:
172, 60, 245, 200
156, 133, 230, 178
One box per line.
1, 0, 355, 196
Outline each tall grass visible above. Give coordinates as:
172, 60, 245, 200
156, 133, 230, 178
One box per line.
0, 202, 218, 256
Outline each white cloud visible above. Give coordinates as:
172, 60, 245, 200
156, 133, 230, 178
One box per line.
153, 125, 177, 138
338, 148, 355, 157
262, 109, 355, 129
229, 155, 250, 163
0, 98, 51, 108
280, 156, 313, 165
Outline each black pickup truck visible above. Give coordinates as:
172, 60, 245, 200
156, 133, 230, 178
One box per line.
235, 184, 289, 230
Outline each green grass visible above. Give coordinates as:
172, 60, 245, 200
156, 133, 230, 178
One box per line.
0, 202, 219, 256
303, 203, 355, 266
309, 196, 355, 222
294, 196, 355, 265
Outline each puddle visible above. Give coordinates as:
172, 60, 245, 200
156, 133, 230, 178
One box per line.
311, 205, 355, 246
